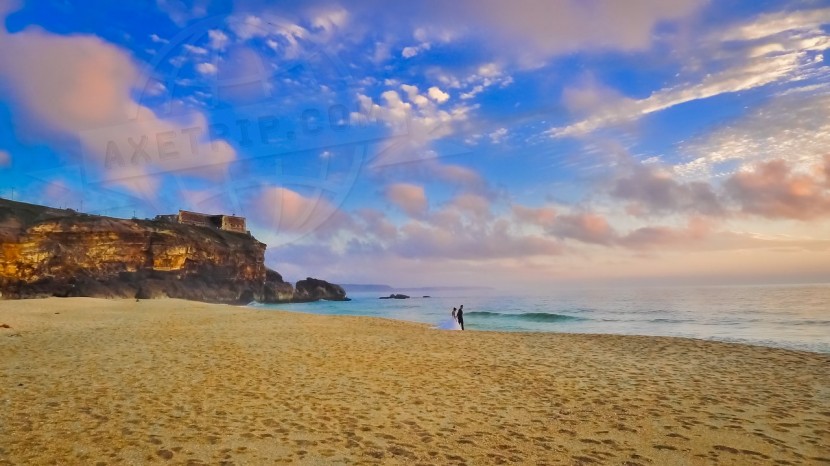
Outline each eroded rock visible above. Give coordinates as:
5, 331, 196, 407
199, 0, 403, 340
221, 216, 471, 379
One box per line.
0, 199, 347, 304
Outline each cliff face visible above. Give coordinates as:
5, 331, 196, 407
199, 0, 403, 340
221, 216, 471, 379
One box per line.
0, 199, 346, 304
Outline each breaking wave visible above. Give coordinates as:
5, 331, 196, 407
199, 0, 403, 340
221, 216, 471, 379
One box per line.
466, 311, 584, 322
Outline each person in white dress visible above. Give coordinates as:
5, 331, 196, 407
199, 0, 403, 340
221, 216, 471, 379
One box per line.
437, 307, 462, 330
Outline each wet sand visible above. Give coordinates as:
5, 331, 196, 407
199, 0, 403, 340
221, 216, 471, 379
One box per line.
1, 298, 828, 465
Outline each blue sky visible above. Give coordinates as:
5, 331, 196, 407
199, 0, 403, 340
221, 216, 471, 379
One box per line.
1, 0, 830, 288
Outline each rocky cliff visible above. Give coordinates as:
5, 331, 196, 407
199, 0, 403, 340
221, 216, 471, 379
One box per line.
0, 199, 347, 304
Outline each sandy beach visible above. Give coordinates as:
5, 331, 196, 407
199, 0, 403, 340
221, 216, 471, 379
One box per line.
0, 298, 828, 465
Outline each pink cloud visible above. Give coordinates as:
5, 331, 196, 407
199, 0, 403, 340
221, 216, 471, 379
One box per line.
462, 0, 705, 58
355, 208, 399, 242
392, 220, 562, 260
543, 209, 714, 251
0, 11, 236, 197
386, 183, 428, 218
446, 193, 492, 220
512, 205, 557, 229
251, 186, 340, 234
610, 162, 724, 216
429, 162, 484, 190
427, 208, 464, 233
174, 184, 350, 244
268, 195, 563, 263
0, 31, 135, 131
373, 158, 489, 195
550, 212, 616, 245
562, 76, 631, 116
725, 156, 830, 220
618, 217, 712, 250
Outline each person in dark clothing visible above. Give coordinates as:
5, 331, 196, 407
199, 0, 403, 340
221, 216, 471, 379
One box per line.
457, 305, 464, 330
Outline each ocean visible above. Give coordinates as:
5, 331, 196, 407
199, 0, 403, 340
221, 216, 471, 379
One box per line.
249, 283, 830, 354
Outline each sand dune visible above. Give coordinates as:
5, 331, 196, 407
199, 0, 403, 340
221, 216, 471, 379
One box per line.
1, 298, 828, 465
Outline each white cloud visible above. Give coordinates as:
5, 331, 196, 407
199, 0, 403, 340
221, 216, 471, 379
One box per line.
427, 86, 449, 103
183, 44, 208, 55
149, 33, 168, 44
195, 62, 217, 75
145, 80, 167, 96
400, 84, 430, 108
460, 85, 484, 100
676, 90, 830, 180
719, 7, 830, 42
402, 42, 430, 58
489, 127, 508, 144
207, 29, 229, 50
352, 85, 474, 162
549, 8, 830, 139
371, 41, 392, 63
401, 46, 418, 58
229, 14, 309, 59
477, 63, 500, 78
310, 6, 349, 33
553, 55, 806, 138
401, 25, 457, 59
156, 0, 207, 27
444, 62, 514, 100
229, 15, 268, 40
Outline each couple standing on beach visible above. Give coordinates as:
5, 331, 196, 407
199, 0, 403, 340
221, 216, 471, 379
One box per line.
452, 305, 464, 330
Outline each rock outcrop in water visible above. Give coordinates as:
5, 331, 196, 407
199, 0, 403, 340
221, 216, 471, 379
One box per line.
293, 277, 349, 302
0, 198, 347, 304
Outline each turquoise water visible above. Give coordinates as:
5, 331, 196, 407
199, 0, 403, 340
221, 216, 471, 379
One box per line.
249, 284, 830, 354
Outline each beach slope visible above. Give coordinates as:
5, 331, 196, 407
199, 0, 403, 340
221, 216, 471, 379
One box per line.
1, 298, 828, 464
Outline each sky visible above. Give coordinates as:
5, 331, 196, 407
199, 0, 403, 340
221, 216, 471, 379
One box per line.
0, 0, 829, 290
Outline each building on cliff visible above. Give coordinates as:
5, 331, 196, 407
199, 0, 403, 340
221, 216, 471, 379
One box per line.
155, 210, 248, 234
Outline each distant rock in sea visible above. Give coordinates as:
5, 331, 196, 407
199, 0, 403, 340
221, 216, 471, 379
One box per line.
379, 294, 410, 300
0, 198, 346, 305
293, 277, 350, 302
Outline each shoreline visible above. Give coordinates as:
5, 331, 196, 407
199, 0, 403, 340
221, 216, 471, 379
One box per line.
249, 301, 830, 356
8, 296, 825, 356
2, 298, 828, 464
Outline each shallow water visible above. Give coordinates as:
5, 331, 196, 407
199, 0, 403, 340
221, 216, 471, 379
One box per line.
250, 283, 830, 354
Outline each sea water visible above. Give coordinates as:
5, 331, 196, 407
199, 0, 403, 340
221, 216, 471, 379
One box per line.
249, 283, 830, 354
